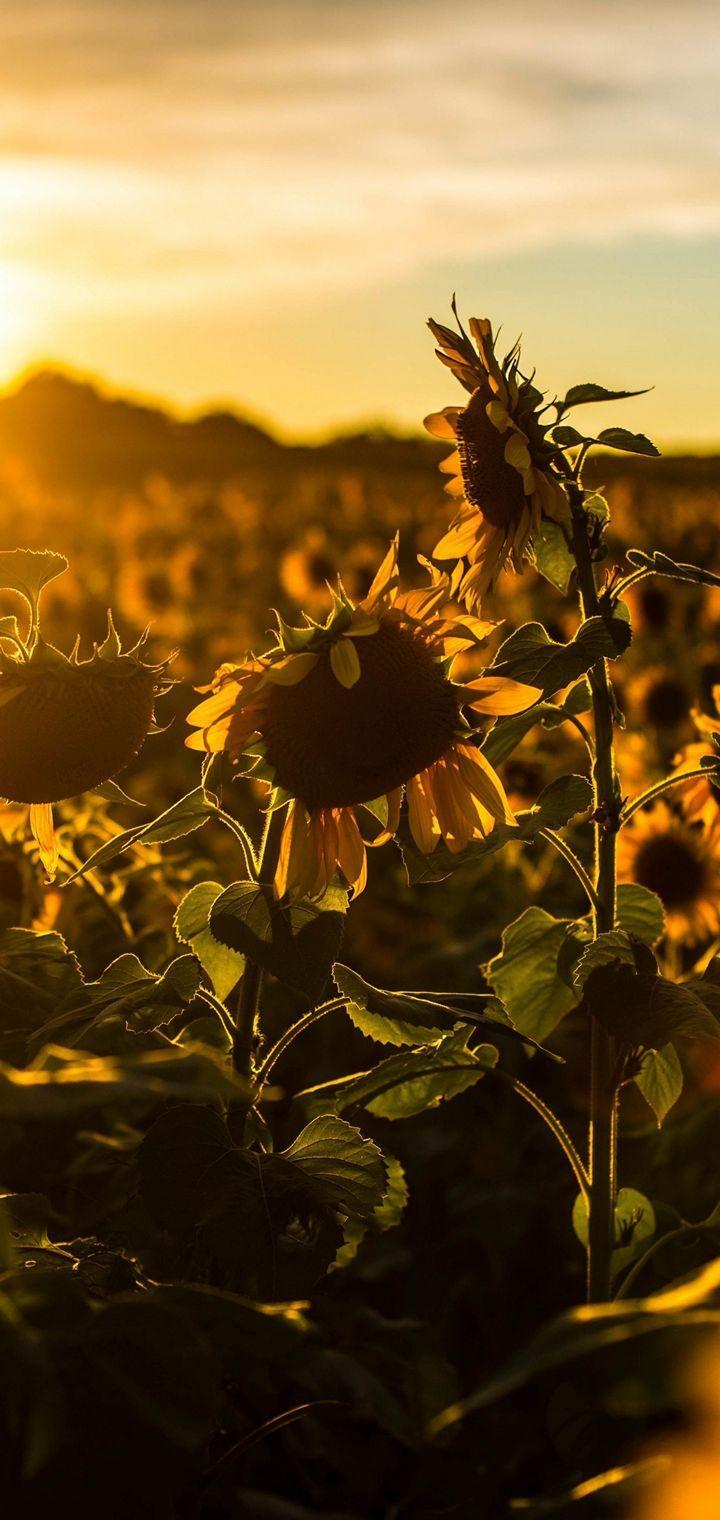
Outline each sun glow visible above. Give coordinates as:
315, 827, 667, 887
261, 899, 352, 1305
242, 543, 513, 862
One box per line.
0, 262, 43, 382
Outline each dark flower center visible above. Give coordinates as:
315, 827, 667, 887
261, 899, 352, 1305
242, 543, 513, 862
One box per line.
633, 831, 707, 910
0, 665, 156, 804
455, 386, 527, 531
260, 620, 459, 809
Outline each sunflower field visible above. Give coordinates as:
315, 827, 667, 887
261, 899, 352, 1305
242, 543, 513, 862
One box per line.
2, 312, 720, 1519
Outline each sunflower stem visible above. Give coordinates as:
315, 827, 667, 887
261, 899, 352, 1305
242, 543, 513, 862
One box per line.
568, 479, 621, 1303
229, 803, 287, 1139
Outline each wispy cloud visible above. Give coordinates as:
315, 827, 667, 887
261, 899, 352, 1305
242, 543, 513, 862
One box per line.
0, 0, 719, 433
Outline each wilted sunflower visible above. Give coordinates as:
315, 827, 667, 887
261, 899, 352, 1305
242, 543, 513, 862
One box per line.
618, 802, 720, 946
425, 311, 569, 609
187, 538, 540, 898
0, 612, 167, 880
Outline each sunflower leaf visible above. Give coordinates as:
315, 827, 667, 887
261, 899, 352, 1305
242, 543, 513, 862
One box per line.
635, 1044, 683, 1126
596, 427, 660, 457
209, 882, 346, 1004
0, 1043, 246, 1120
299, 1030, 498, 1121
486, 908, 579, 1042
174, 882, 245, 1001
64, 787, 219, 882
625, 549, 720, 590
490, 617, 631, 697
558, 383, 651, 413
280, 1115, 386, 1220
332, 963, 556, 1054
532, 519, 576, 593
0, 549, 68, 615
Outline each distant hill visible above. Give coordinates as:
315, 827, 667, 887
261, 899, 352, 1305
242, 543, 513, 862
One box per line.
0, 369, 434, 492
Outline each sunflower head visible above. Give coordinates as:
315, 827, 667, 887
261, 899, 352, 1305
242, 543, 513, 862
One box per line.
618, 801, 720, 946
188, 538, 540, 898
0, 618, 166, 807
425, 311, 569, 609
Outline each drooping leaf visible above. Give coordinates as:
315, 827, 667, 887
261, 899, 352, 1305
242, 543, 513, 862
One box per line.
334, 1153, 409, 1270
486, 908, 578, 1042
490, 616, 631, 697
0, 927, 82, 1028
66, 787, 219, 882
174, 882, 245, 1001
332, 963, 551, 1054
576, 934, 720, 1045
532, 519, 575, 593
302, 1029, 498, 1121
635, 1044, 683, 1126
0, 1042, 246, 1119
210, 881, 346, 1004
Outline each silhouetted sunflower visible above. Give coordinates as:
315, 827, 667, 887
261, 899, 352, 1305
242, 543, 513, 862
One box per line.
425, 312, 569, 609
674, 687, 720, 840
618, 802, 720, 945
188, 538, 540, 897
0, 620, 168, 878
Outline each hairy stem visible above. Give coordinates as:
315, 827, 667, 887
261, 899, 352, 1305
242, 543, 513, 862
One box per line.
538, 827, 601, 914
623, 767, 711, 825
569, 481, 621, 1302
230, 805, 286, 1135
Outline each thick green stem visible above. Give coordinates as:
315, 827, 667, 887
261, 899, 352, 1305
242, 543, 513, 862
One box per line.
230, 805, 286, 1134
569, 483, 621, 1302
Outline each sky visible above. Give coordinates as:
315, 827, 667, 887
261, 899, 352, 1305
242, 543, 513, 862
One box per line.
1, 0, 719, 444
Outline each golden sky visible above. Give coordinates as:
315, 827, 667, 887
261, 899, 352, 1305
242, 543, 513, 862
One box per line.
1, 0, 720, 443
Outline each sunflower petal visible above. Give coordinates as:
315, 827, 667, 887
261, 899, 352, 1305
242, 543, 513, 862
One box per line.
459, 676, 542, 715
330, 638, 362, 689
30, 803, 59, 881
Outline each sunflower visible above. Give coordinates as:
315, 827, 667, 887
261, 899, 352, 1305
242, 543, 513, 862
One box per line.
627, 664, 693, 735
187, 538, 541, 898
0, 618, 168, 879
425, 311, 569, 609
674, 687, 720, 840
618, 801, 720, 946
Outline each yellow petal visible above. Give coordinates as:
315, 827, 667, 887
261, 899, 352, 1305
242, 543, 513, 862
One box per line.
336, 809, 367, 895
504, 433, 532, 472
460, 676, 542, 715
439, 449, 461, 475
423, 408, 460, 441
330, 638, 362, 688
275, 801, 318, 898
406, 772, 440, 854
347, 611, 379, 636
30, 803, 59, 881
186, 682, 240, 728
454, 744, 517, 826
264, 652, 319, 686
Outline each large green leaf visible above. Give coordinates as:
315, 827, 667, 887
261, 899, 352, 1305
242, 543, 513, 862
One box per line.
0, 927, 82, 1026
576, 933, 720, 1045
174, 882, 245, 1001
573, 1186, 656, 1282
400, 774, 592, 886
490, 617, 630, 698
301, 1030, 497, 1120
615, 883, 665, 946
635, 1044, 683, 1126
28, 953, 202, 1054
486, 908, 579, 1042
0, 1042, 245, 1119
66, 787, 219, 882
209, 881, 346, 1003
532, 519, 575, 593
281, 1114, 386, 1220
332, 963, 552, 1055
